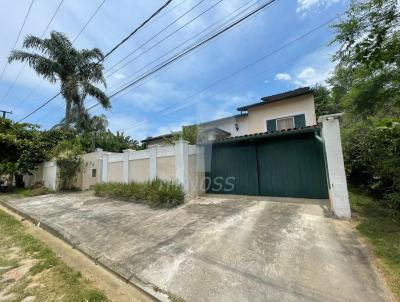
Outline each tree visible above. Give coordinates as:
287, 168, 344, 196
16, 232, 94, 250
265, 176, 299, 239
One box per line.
330, 0, 400, 117
0, 118, 75, 176
8, 31, 110, 128
312, 84, 341, 118
94, 130, 141, 153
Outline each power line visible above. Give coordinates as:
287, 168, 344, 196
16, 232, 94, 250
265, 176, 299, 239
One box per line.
102, 0, 173, 62
89, 0, 279, 112
17, 0, 174, 123
0, 0, 35, 81
106, 0, 261, 94
35, 0, 194, 125
116, 13, 343, 132
72, 0, 106, 43
104, 0, 209, 76
43, 0, 261, 123
0, 0, 64, 105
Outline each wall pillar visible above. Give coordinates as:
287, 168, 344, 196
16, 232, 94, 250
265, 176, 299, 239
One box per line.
122, 149, 131, 183
319, 113, 351, 218
101, 154, 109, 183
149, 145, 157, 180
95, 148, 103, 183
175, 140, 189, 194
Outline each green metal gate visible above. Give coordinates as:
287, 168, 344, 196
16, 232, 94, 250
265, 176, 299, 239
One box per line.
207, 130, 328, 199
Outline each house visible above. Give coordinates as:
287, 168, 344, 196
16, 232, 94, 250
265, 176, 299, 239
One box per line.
141, 132, 177, 148
142, 87, 316, 146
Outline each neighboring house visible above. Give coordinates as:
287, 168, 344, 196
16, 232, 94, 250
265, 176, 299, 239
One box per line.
142, 87, 316, 146
141, 133, 177, 148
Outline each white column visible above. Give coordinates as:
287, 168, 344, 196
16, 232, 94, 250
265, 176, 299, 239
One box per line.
175, 140, 189, 194
96, 148, 103, 183
319, 113, 351, 218
122, 149, 131, 183
101, 154, 109, 183
149, 145, 157, 180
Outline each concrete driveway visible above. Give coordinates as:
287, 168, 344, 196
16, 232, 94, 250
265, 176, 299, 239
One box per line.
2, 192, 392, 302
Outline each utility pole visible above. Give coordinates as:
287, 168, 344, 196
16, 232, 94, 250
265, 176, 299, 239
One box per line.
0, 110, 12, 118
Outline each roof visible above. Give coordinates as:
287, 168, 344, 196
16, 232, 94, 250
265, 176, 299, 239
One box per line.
237, 87, 313, 111
141, 132, 178, 143
199, 113, 248, 126
211, 124, 321, 144
202, 127, 231, 135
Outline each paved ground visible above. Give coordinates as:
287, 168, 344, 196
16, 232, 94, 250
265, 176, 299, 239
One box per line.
3, 192, 392, 302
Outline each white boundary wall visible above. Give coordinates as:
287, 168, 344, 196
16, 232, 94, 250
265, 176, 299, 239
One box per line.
99, 140, 204, 199
23, 141, 205, 199
23, 161, 58, 191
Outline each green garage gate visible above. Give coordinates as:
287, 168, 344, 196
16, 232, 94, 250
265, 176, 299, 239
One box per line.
206, 127, 328, 199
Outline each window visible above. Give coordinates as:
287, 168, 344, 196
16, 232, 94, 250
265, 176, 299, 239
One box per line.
276, 117, 294, 130
92, 169, 96, 177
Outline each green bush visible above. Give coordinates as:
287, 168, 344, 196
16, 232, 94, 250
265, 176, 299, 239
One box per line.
94, 179, 185, 208
343, 120, 400, 210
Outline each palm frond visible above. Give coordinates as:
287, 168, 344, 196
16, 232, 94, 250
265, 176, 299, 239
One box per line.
79, 48, 104, 62
82, 81, 111, 109
8, 51, 59, 83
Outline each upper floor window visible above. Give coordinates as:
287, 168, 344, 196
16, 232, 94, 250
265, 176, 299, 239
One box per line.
276, 117, 294, 130
266, 113, 305, 132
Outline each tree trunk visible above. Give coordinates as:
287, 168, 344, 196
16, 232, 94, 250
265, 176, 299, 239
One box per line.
64, 99, 72, 129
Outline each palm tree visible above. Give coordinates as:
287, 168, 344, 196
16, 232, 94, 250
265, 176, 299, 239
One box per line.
8, 31, 110, 128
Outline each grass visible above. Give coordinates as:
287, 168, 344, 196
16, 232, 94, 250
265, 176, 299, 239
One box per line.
0, 187, 53, 202
0, 208, 109, 301
94, 179, 185, 208
349, 188, 400, 300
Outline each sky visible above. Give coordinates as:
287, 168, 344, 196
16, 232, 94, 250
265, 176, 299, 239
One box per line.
0, 0, 348, 140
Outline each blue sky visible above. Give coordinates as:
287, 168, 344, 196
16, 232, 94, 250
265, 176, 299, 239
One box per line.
0, 0, 347, 140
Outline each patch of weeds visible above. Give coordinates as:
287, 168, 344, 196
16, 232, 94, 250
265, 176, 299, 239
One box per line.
0, 209, 109, 301
349, 188, 400, 300
153, 285, 187, 302
0, 186, 53, 201
94, 179, 185, 208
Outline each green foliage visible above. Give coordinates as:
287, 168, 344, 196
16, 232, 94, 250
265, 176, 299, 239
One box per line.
94, 179, 185, 208
330, 0, 400, 117
343, 120, 400, 209
312, 84, 341, 118
0, 118, 75, 175
12, 186, 53, 197
8, 31, 110, 128
328, 0, 400, 213
164, 125, 199, 145
90, 130, 141, 153
52, 140, 84, 190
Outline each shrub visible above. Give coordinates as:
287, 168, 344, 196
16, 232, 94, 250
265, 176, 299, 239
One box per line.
52, 141, 83, 190
94, 179, 185, 208
343, 120, 400, 210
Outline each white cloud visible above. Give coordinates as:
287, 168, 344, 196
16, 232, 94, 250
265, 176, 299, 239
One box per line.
293, 67, 332, 87
113, 73, 126, 80
296, 0, 340, 13
274, 73, 292, 81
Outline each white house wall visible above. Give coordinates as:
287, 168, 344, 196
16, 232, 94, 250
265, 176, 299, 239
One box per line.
247, 94, 317, 134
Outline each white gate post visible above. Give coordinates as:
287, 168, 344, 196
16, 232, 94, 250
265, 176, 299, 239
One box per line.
175, 140, 189, 195
149, 145, 157, 180
319, 113, 351, 218
101, 154, 109, 183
